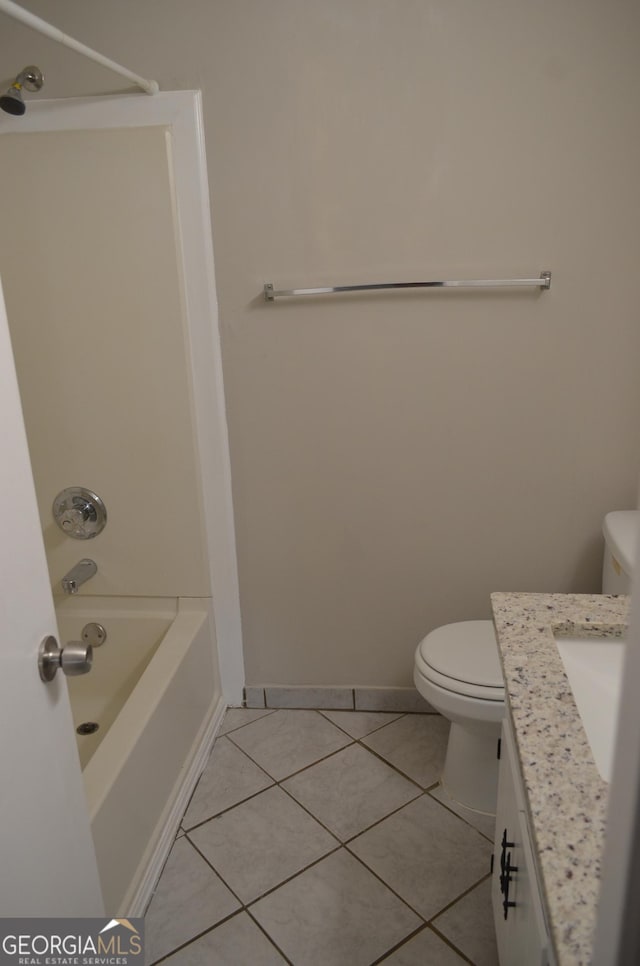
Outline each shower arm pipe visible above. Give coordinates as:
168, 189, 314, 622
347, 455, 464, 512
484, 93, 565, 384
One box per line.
0, 0, 159, 95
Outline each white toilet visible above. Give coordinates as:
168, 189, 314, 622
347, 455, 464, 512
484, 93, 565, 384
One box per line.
413, 509, 639, 815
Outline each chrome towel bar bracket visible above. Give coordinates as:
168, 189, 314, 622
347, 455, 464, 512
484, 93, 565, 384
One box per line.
264, 271, 551, 301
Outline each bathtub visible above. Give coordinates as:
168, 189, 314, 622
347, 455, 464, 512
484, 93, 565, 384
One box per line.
56, 595, 225, 914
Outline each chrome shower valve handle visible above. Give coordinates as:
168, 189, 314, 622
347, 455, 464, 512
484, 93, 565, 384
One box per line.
53, 487, 107, 540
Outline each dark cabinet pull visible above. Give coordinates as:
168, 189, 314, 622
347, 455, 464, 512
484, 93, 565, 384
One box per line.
502, 849, 518, 919
499, 829, 516, 894
499, 828, 519, 918
502, 829, 515, 851
503, 895, 517, 919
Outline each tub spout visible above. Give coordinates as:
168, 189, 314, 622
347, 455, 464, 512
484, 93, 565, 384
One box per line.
61, 558, 97, 594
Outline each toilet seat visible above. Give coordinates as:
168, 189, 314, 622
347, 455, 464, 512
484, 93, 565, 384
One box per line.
415, 620, 504, 702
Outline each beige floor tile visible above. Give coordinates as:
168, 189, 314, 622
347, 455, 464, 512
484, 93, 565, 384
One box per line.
145, 837, 240, 963
319, 710, 404, 739
183, 736, 273, 828
218, 708, 275, 735
379, 926, 466, 964
429, 783, 497, 840
433, 878, 500, 966
282, 743, 420, 840
361, 713, 449, 787
251, 848, 421, 966
228, 709, 352, 780
349, 795, 490, 921
161, 912, 286, 965
189, 786, 337, 903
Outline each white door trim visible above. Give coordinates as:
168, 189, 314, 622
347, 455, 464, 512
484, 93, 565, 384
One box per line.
0, 92, 245, 702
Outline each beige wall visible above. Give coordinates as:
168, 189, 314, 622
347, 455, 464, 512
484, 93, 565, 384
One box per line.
0, 126, 210, 598
0, 1, 639, 685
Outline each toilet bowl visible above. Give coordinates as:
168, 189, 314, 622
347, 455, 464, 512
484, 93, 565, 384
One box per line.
414, 620, 504, 814
413, 509, 640, 816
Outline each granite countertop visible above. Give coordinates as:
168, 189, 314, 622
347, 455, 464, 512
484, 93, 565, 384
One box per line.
490, 592, 630, 966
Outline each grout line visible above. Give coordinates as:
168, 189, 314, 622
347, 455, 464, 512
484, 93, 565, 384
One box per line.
367, 922, 428, 965
151, 709, 495, 966
426, 786, 497, 841
353, 736, 431, 792
341, 789, 425, 846
244, 908, 296, 965
343, 842, 428, 922
365, 921, 477, 966
316, 709, 408, 740
185, 835, 246, 907
242, 844, 343, 909
430, 870, 493, 923
218, 708, 278, 736
428, 921, 477, 964
146, 908, 248, 965
182, 780, 275, 832
225, 726, 356, 784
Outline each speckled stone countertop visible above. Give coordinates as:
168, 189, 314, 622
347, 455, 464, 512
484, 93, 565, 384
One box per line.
490, 592, 630, 966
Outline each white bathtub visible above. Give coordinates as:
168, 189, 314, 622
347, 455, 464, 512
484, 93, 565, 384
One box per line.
56, 595, 225, 914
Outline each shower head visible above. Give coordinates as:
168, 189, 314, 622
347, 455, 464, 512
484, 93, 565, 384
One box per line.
0, 65, 44, 116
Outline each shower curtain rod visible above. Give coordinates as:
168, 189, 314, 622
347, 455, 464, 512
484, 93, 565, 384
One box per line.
0, 0, 159, 95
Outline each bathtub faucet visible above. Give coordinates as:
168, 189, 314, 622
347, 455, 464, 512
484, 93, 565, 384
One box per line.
61, 558, 97, 595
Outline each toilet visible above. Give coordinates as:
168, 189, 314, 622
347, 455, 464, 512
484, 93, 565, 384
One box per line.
413, 509, 639, 815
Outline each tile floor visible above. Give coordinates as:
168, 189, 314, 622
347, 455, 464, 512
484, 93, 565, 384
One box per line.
145, 708, 500, 966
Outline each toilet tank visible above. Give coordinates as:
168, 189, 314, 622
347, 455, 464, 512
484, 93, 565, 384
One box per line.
602, 510, 639, 594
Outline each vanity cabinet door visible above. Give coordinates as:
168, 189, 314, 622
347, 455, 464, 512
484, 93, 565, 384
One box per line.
492, 721, 554, 966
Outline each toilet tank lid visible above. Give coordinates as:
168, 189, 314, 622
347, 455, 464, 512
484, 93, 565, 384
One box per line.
603, 510, 640, 576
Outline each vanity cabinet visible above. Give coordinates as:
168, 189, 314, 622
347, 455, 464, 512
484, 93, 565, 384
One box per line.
492, 719, 556, 966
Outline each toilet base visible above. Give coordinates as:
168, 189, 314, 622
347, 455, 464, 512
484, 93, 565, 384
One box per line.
442, 721, 500, 814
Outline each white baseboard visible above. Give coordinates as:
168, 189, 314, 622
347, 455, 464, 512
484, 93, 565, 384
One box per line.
124, 694, 226, 916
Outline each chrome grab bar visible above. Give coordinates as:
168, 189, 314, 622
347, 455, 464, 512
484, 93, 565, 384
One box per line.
264, 271, 551, 301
